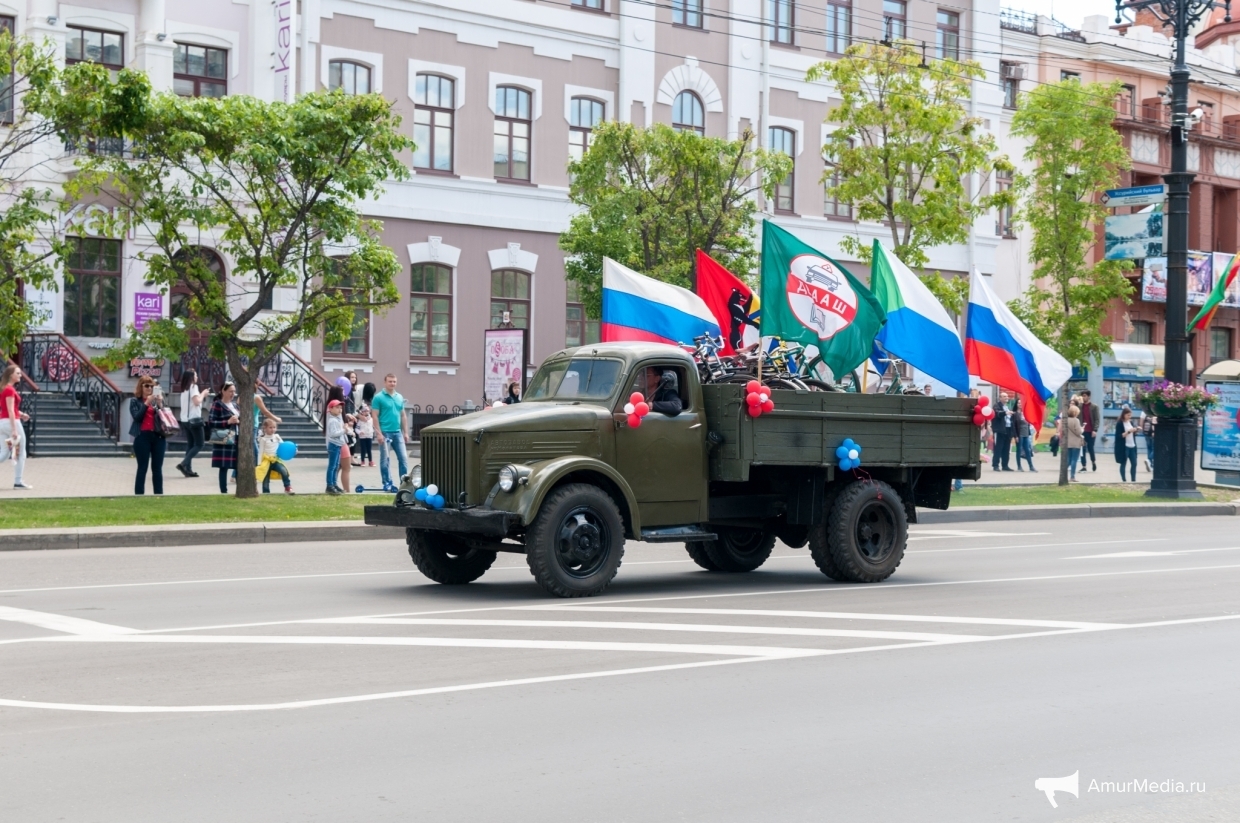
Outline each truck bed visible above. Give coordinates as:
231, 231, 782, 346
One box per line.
702, 385, 980, 483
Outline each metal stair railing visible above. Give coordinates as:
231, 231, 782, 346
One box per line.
255, 347, 332, 431
18, 333, 124, 443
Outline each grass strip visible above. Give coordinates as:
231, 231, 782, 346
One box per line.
951, 483, 1239, 507
0, 495, 373, 530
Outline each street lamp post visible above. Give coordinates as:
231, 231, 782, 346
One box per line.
1116, 0, 1227, 499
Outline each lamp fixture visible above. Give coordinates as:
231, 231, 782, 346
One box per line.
156, 32, 167, 41
46, 15, 58, 25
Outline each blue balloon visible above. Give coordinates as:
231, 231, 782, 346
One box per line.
835, 445, 849, 459
842, 438, 854, 448
276, 441, 297, 461
430, 494, 445, 509
414, 488, 428, 502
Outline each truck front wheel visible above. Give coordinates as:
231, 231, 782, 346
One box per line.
700, 526, 776, 573
526, 484, 625, 597
825, 480, 907, 583
407, 530, 497, 585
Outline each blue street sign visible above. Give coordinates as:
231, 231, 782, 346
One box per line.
1101, 185, 1167, 207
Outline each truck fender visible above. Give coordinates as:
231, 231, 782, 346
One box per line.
491, 455, 642, 537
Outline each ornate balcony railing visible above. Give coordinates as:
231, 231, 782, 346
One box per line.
254, 347, 333, 430
18, 333, 123, 442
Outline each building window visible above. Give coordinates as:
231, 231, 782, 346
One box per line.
64, 237, 121, 338
1210, 327, 1233, 363
995, 170, 1014, 237
65, 26, 123, 69
0, 16, 14, 125
572, 0, 604, 9
173, 43, 227, 98
673, 0, 704, 28
936, 10, 960, 60
883, 0, 906, 41
323, 263, 369, 357
824, 171, 852, 219
769, 126, 795, 213
1061, 70, 1080, 82
1002, 65, 1020, 109
566, 281, 600, 347
328, 60, 371, 95
1127, 320, 1153, 345
1118, 84, 1136, 117
410, 263, 452, 359
570, 97, 605, 163
494, 86, 532, 181
414, 74, 455, 173
768, 0, 794, 44
491, 269, 531, 329
826, 1, 851, 54
168, 248, 226, 323
672, 91, 705, 136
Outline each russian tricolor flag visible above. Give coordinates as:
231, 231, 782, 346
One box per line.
965, 270, 1071, 432
601, 258, 720, 346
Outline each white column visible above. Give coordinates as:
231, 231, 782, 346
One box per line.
136, 0, 175, 92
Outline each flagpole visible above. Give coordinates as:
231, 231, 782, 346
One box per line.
757, 335, 764, 385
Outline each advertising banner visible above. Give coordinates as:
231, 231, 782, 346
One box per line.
1140, 252, 1214, 305
134, 292, 163, 331
1141, 258, 1167, 302
483, 328, 527, 404
1104, 211, 1164, 260
1202, 382, 1240, 472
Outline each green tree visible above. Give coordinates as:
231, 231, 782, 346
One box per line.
52, 70, 411, 497
560, 122, 791, 320
808, 42, 1014, 312
1008, 79, 1134, 486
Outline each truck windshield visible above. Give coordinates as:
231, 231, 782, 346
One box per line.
526, 358, 623, 402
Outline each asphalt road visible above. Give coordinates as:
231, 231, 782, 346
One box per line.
2, 517, 1238, 822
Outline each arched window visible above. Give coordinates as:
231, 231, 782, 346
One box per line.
323, 259, 369, 357
491, 269, 531, 329
328, 60, 371, 95
769, 126, 795, 213
169, 248, 227, 346
414, 74, 455, 172
569, 97, 605, 162
494, 86, 532, 181
410, 263, 453, 359
672, 91, 704, 136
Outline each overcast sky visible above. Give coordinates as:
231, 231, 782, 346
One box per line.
1005, 0, 1126, 28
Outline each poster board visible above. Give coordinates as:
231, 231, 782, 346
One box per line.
1104, 211, 1164, 260
483, 328, 527, 404
1140, 252, 1215, 305
1202, 381, 1240, 472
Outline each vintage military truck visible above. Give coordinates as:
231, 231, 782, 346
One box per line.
365, 343, 980, 597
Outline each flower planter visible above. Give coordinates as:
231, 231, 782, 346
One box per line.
1146, 400, 1193, 419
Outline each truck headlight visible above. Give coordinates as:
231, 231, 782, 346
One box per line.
498, 464, 530, 493
405, 465, 422, 489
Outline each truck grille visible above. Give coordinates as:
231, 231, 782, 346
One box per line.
422, 432, 468, 504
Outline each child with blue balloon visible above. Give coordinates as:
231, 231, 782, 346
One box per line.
255, 418, 296, 494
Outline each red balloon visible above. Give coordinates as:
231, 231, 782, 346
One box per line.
634, 401, 649, 416
973, 413, 984, 426
747, 404, 762, 418
746, 380, 762, 395
762, 399, 775, 413
746, 391, 760, 406
627, 413, 642, 428
978, 394, 991, 406
630, 391, 644, 406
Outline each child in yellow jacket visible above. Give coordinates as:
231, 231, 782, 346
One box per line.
255, 418, 294, 494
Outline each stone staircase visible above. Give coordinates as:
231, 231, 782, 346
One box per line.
261, 395, 327, 459
27, 392, 126, 457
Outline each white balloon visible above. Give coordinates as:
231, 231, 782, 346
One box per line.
623, 403, 635, 415
426, 484, 438, 496
759, 392, 769, 402
848, 449, 859, 460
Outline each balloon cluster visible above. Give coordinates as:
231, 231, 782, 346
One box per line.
335, 376, 352, 397
414, 483, 446, 509
835, 439, 862, 471
275, 441, 298, 461
623, 391, 650, 428
972, 394, 995, 427
745, 380, 775, 418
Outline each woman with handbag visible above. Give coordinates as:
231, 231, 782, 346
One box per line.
129, 376, 168, 495
1114, 406, 1139, 482
208, 382, 241, 494
176, 370, 210, 478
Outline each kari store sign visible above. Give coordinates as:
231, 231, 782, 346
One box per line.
133, 292, 163, 331
274, 0, 295, 103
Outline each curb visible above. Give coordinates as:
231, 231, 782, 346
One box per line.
918, 502, 1240, 524
0, 521, 405, 552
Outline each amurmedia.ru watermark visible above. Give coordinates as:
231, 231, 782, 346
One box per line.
1088, 778, 1206, 795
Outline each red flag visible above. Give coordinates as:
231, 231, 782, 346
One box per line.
694, 250, 758, 355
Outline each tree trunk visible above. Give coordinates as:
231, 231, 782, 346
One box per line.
1058, 385, 1070, 487
228, 350, 259, 499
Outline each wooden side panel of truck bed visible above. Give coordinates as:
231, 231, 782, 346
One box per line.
703, 385, 979, 483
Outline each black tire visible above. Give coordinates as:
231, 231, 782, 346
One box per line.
525, 484, 625, 597
406, 529, 497, 584
700, 526, 776, 573
808, 484, 848, 581
826, 480, 908, 583
685, 540, 721, 571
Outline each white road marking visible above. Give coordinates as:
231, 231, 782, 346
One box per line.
315, 616, 980, 643
516, 606, 1119, 630
1068, 546, 1240, 560
0, 606, 137, 636
907, 538, 1168, 554
908, 530, 1050, 538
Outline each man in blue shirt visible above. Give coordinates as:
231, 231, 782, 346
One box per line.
372, 373, 409, 487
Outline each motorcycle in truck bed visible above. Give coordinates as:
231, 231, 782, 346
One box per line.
365, 342, 980, 597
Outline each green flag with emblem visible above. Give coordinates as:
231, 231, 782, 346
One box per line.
758, 221, 885, 379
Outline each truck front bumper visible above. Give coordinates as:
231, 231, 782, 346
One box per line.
364, 504, 516, 539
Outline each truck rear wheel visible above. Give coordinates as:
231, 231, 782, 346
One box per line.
808, 484, 847, 581
826, 480, 907, 583
525, 484, 625, 597
407, 530, 497, 585
700, 526, 775, 573
685, 541, 720, 571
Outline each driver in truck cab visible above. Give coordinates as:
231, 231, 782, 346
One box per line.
644, 368, 683, 417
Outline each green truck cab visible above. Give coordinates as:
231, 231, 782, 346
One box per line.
364, 342, 980, 597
